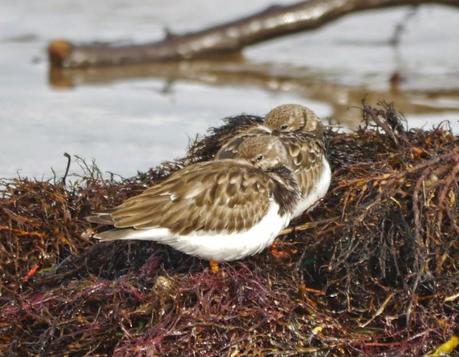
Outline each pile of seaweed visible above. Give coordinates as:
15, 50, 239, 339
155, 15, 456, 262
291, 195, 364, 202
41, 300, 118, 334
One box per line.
0, 104, 457, 356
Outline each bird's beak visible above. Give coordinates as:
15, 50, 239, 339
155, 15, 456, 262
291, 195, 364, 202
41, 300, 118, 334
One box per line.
272, 129, 280, 136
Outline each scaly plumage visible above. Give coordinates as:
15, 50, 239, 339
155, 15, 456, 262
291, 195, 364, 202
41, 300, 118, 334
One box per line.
88, 135, 300, 262
216, 104, 331, 218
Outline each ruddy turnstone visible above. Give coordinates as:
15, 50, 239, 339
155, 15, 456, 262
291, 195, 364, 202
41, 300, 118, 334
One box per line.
216, 104, 331, 218
87, 135, 300, 263
186, 114, 269, 162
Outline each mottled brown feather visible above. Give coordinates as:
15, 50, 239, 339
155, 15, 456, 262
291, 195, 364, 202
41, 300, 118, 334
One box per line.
85, 212, 114, 225
280, 132, 325, 196
110, 160, 276, 235
216, 131, 325, 198
216, 126, 271, 159
264, 103, 325, 139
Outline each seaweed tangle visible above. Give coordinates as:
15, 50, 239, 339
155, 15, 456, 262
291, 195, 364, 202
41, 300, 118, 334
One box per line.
0, 104, 457, 356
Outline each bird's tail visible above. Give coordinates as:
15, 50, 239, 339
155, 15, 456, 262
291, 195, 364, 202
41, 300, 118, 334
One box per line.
85, 212, 114, 225
93, 227, 171, 242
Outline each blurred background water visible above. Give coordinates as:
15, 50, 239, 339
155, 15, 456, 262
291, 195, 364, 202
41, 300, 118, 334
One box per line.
0, 0, 458, 178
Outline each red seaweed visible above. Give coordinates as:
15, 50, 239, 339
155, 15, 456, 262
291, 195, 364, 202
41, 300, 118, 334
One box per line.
0, 103, 457, 356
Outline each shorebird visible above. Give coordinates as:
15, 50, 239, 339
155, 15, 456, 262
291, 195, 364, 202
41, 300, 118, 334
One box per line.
87, 135, 300, 269
216, 104, 331, 218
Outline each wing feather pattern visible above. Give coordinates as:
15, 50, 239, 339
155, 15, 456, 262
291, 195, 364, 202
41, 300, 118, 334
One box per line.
216, 131, 325, 198
216, 126, 271, 159
281, 133, 325, 196
109, 160, 272, 235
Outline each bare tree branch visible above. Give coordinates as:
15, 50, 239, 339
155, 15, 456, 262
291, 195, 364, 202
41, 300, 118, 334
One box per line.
48, 0, 459, 68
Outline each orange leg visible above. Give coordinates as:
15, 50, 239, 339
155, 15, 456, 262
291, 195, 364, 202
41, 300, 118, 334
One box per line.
271, 241, 297, 259
210, 259, 219, 273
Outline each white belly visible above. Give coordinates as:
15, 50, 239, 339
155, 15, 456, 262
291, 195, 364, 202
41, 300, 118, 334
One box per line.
114, 201, 290, 262
292, 157, 331, 218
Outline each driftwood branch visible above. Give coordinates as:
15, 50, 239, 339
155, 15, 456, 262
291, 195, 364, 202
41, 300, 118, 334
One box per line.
48, 0, 459, 68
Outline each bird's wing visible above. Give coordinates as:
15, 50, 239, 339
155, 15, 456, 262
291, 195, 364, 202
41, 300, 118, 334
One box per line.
86, 212, 114, 225
281, 134, 325, 196
215, 126, 271, 159
187, 115, 265, 161
109, 160, 273, 235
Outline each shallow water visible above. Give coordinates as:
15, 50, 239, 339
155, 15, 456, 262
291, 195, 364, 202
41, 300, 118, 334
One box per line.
0, 0, 458, 178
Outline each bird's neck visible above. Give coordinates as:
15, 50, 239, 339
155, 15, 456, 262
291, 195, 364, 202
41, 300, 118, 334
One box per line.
267, 165, 300, 216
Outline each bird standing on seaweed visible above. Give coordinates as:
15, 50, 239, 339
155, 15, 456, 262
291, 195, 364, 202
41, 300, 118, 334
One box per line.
88, 135, 300, 271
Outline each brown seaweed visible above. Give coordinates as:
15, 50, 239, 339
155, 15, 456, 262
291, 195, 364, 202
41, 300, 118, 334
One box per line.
0, 103, 457, 356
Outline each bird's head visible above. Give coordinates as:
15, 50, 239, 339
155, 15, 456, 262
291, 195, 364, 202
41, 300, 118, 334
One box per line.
265, 104, 324, 137
236, 134, 291, 171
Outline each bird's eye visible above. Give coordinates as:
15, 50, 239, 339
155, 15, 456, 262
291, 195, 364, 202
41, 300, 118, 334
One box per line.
255, 154, 264, 162
280, 124, 288, 130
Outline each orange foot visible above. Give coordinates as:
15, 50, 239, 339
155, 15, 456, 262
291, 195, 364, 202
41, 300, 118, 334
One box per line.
271, 241, 297, 259
210, 260, 219, 273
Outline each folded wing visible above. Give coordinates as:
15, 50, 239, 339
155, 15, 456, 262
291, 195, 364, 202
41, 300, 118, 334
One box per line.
108, 160, 273, 235
281, 133, 325, 196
